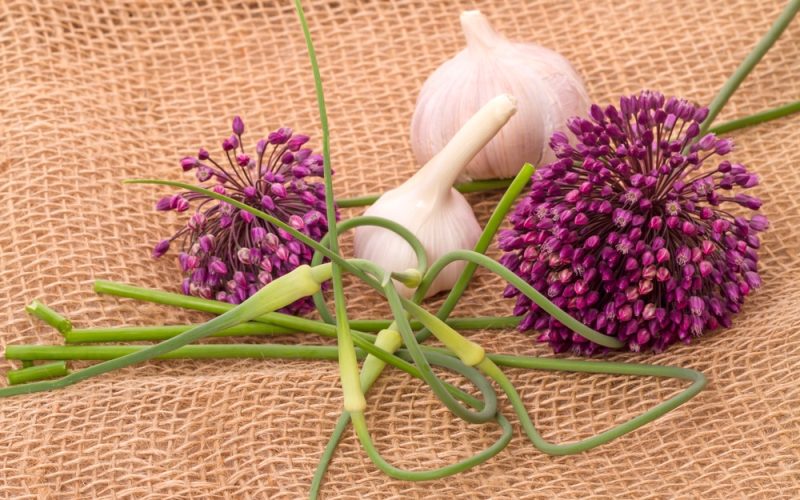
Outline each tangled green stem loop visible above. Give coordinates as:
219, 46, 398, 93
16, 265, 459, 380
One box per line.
387, 294, 497, 425
350, 260, 498, 424
478, 357, 706, 455
349, 351, 512, 481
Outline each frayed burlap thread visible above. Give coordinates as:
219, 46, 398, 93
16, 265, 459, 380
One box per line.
0, 0, 798, 498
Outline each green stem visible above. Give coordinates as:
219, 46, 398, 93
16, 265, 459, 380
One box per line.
25, 300, 72, 334
64, 323, 295, 343
7, 361, 69, 385
707, 100, 800, 135
93, 281, 382, 344
6, 344, 346, 361
0, 265, 328, 397
337, 178, 515, 208
700, 0, 800, 135
426, 250, 623, 349
295, 0, 364, 413
59, 304, 519, 344
477, 357, 706, 455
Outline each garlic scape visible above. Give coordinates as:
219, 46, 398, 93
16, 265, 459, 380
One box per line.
354, 94, 517, 298
411, 10, 590, 180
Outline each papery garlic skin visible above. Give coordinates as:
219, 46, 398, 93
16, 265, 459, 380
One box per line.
355, 95, 517, 298
410, 10, 590, 180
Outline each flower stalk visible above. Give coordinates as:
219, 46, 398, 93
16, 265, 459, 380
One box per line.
700, 0, 800, 135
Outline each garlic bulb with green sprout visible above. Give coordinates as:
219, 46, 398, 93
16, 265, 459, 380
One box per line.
354, 94, 517, 298
411, 10, 590, 180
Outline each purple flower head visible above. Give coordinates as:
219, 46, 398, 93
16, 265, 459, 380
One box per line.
499, 91, 767, 355
152, 117, 336, 314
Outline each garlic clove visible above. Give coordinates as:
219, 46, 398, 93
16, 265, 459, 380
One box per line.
355, 94, 517, 298
354, 187, 482, 298
410, 10, 590, 181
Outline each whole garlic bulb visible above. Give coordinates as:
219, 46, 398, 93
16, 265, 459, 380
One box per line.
355, 95, 517, 298
411, 10, 590, 180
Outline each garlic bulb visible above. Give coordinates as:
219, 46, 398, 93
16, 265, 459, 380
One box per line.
410, 10, 590, 180
355, 95, 517, 298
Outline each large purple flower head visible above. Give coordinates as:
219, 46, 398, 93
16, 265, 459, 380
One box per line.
499, 91, 767, 354
152, 117, 334, 314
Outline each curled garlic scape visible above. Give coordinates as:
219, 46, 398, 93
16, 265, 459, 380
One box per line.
411, 10, 590, 180
354, 95, 517, 297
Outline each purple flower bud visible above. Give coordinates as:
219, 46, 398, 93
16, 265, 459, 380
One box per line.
264, 233, 280, 251
237, 154, 250, 167
281, 151, 295, 164
188, 212, 206, 231
239, 209, 254, 224
715, 138, 733, 155
184, 254, 199, 270
181, 157, 197, 171
685, 122, 700, 139
236, 247, 253, 264
198, 234, 215, 253
196, 166, 213, 182
156, 196, 174, 211
744, 271, 761, 289
172, 196, 190, 212
209, 257, 228, 275
232, 116, 244, 135
270, 183, 287, 198
289, 215, 305, 230
688, 296, 704, 316
734, 194, 762, 210
749, 214, 768, 231
251, 226, 267, 243
268, 127, 292, 144
152, 239, 170, 258
617, 305, 633, 322
697, 134, 716, 150
275, 245, 289, 261
292, 165, 311, 178
260, 195, 276, 210
256, 139, 267, 156
258, 271, 273, 285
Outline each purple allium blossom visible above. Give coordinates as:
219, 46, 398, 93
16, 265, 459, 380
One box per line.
499, 91, 767, 355
153, 116, 334, 314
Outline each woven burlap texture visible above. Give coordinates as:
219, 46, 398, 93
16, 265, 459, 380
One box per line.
0, 0, 798, 498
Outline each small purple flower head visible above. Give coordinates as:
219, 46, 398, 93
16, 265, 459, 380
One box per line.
499, 91, 767, 355
152, 117, 336, 314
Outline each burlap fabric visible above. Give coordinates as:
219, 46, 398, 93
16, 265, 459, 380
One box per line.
0, 0, 798, 497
